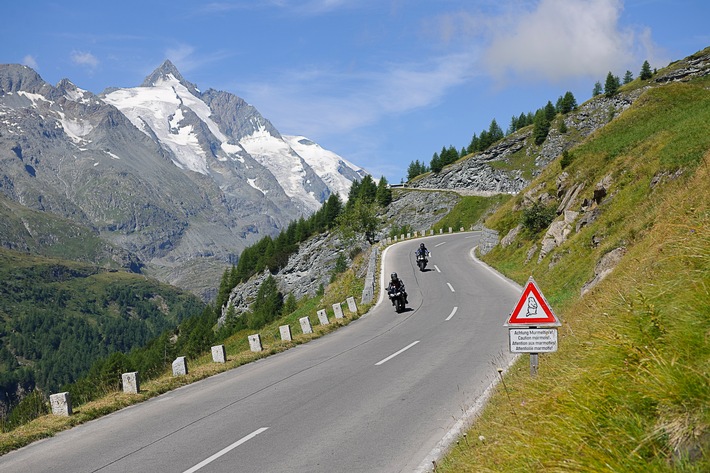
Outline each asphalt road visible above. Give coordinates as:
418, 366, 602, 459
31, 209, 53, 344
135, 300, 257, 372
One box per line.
0, 232, 521, 473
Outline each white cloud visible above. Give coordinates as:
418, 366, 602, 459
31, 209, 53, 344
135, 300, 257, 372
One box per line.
482, 0, 648, 82
22, 55, 38, 69
71, 51, 99, 69
236, 51, 479, 138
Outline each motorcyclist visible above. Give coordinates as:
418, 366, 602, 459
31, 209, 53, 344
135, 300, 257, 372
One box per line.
387, 272, 408, 305
415, 243, 430, 259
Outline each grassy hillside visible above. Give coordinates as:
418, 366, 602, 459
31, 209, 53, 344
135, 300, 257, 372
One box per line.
436, 62, 709, 469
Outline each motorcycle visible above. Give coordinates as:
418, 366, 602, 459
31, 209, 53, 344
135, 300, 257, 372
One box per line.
389, 289, 406, 313
416, 253, 428, 271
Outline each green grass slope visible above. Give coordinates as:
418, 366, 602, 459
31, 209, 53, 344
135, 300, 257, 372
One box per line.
437, 64, 710, 469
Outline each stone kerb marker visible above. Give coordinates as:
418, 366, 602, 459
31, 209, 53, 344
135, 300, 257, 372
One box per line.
211, 345, 226, 363
122, 372, 140, 394
346, 296, 357, 313
50, 392, 72, 416
172, 356, 188, 376
332, 303, 344, 319
317, 309, 329, 325
248, 334, 262, 352
300, 316, 313, 334
279, 325, 292, 341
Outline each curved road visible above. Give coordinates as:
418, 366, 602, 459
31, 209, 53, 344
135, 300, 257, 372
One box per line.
0, 232, 521, 473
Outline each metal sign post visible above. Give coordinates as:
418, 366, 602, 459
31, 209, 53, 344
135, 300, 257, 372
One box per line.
504, 277, 561, 377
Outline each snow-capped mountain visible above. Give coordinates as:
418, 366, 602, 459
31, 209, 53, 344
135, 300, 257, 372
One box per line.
102, 60, 357, 213
0, 61, 367, 300
283, 135, 368, 201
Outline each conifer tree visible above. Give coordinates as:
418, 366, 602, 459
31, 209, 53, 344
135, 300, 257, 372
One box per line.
604, 72, 620, 97
592, 81, 603, 96
623, 70, 634, 84
640, 60, 653, 80
375, 176, 392, 207
430, 152, 442, 173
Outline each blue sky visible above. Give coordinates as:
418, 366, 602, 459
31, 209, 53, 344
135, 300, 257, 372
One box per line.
3, 1, 709, 183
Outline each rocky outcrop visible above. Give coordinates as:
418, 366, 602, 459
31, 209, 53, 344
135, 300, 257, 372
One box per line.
408, 133, 528, 195
581, 247, 627, 296
380, 190, 461, 237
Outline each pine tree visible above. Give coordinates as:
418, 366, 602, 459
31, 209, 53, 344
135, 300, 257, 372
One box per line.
488, 119, 504, 143
604, 72, 620, 97
430, 152, 442, 173
357, 175, 377, 204
557, 91, 577, 114
623, 70, 634, 84
640, 60, 653, 80
467, 133, 479, 154
592, 81, 603, 96
532, 109, 551, 145
375, 176, 392, 207
544, 101, 557, 121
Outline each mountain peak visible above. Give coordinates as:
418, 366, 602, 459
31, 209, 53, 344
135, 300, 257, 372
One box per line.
141, 59, 199, 94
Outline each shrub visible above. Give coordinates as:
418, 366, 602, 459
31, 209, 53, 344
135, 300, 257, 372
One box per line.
521, 202, 557, 233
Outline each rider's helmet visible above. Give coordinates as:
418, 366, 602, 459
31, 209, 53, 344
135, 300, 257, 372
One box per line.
420, 243, 425, 249
391, 272, 398, 281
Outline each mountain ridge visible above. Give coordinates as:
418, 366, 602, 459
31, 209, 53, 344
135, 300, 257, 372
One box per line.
0, 61, 366, 300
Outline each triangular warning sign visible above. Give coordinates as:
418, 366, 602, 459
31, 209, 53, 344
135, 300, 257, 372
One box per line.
505, 277, 561, 327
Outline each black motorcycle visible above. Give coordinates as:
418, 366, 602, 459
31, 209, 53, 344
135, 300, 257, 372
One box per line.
416, 253, 427, 271
389, 289, 406, 313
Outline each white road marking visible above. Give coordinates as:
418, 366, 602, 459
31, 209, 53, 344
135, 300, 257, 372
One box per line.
434, 242, 447, 247
375, 341, 420, 366
446, 307, 458, 321
447, 283, 455, 292
183, 427, 269, 473
434, 265, 441, 273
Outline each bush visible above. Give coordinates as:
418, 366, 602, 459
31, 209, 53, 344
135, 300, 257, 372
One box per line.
521, 202, 557, 233
2, 390, 49, 432
560, 150, 574, 169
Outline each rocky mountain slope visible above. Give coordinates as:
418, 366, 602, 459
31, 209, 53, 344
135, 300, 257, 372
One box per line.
0, 61, 366, 300
405, 62, 709, 195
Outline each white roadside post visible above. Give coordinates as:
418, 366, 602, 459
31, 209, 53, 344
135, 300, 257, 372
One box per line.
299, 316, 313, 334
122, 372, 140, 394
211, 345, 227, 363
317, 309, 329, 325
248, 334, 262, 352
279, 325, 292, 341
504, 277, 561, 376
346, 296, 357, 314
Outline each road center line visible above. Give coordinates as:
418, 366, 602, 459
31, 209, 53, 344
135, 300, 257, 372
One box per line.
447, 282, 455, 292
183, 427, 269, 473
445, 307, 458, 321
434, 241, 447, 247
375, 341, 420, 366
434, 265, 441, 273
